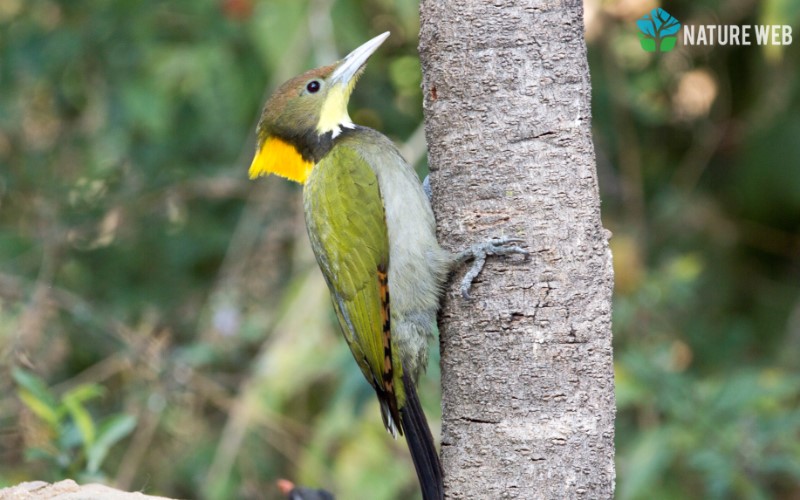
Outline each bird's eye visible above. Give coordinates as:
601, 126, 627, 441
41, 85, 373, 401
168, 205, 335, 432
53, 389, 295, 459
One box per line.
306, 80, 321, 93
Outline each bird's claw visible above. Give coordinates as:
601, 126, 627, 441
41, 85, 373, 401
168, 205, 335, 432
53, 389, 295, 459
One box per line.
457, 237, 529, 299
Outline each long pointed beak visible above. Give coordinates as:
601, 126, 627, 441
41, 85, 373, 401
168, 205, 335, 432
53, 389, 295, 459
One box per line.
330, 31, 390, 87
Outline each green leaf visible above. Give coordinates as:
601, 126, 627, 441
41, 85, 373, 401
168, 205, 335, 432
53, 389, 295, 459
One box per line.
12, 368, 58, 408
63, 384, 106, 404
18, 389, 60, 427
86, 414, 137, 474
63, 393, 97, 451
13, 369, 60, 427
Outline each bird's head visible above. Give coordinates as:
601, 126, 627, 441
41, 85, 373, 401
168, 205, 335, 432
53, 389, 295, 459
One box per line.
249, 32, 390, 184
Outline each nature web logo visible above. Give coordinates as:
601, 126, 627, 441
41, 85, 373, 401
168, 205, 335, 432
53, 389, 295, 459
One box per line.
637, 8, 681, 52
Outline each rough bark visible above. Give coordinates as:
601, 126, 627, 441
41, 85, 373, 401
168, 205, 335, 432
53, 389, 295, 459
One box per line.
419, 1, 615, 498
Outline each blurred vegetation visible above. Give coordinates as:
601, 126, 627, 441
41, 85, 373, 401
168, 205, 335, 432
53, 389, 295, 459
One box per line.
0, 0, 798, 499
589, 1, 800, 499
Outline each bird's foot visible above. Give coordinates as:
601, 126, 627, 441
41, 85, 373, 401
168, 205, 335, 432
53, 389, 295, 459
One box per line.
456, 237, 528, 299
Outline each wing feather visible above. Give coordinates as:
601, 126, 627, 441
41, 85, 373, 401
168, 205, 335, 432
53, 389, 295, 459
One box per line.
304, 144, 403, 433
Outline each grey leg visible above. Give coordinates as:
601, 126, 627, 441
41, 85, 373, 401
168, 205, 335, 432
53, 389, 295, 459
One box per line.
455, 237, 528, 299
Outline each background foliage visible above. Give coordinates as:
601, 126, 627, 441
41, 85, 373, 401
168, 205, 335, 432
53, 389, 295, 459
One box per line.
0, 0, 798, 499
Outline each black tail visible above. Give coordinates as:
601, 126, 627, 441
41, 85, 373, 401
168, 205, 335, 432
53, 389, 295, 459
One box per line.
400, 371, 444, 500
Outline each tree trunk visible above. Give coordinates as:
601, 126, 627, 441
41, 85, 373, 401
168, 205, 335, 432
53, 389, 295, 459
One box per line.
419, 1, 616, 498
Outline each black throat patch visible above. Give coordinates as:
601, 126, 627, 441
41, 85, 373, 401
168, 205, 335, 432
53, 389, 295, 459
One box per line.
273, 126, 357, 164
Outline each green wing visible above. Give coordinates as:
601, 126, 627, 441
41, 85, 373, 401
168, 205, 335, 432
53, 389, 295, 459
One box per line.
303, 143, 404, 433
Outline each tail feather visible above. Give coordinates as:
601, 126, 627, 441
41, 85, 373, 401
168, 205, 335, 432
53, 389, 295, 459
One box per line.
400, 371, 444, 500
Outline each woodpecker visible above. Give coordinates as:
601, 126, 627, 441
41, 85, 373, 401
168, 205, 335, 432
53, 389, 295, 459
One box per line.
249, 32, 526, 500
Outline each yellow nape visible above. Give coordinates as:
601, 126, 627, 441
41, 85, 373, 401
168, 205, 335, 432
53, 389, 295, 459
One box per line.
248, 136, 314, 184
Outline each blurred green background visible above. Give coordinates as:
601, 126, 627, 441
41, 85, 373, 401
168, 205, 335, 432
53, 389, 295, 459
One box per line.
0, 0, 798, 499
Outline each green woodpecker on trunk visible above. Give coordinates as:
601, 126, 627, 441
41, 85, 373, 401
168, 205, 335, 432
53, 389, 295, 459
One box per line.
249, 32, 526, 500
